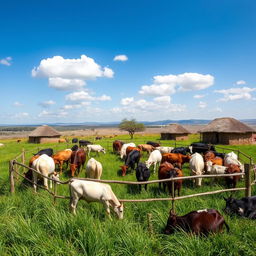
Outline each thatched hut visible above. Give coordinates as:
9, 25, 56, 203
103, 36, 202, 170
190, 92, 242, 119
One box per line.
28, 125, 61, 143
200, 117, 255, 145
160, 124, 190, 140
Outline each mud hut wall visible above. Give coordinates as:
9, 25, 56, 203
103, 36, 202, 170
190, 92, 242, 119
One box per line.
175, 134, 189, 141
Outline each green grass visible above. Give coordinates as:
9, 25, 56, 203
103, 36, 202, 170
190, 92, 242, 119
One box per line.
0, 134, 256, 255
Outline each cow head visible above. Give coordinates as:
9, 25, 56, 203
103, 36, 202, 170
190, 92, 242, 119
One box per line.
120, 165, 128, 176
145, 161, 151, 169
70, 163, 77, 177
205, 161, 213, 173
223, 196, 244, 216
114, 202, 124, 220
163, 210, 177, 235
101, 148, 106, 154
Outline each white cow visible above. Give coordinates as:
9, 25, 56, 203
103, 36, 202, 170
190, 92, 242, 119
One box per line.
189, 153, 204, 186
31, 154, 59, 192
224, 156, 244, 172
0, 143, 4, 147
155, 146, 174, 154
87, 144, 106, 156
205, 161, 227, 174
86, 158, 103, 179
145, 150, 162, 173
69, 179, 124, 219
225, 151, 238, 160
120, 143, 136, 159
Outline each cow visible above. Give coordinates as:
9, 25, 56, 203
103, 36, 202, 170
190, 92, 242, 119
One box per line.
87, 144, 106, 156
155, 146, 174, 154
146, 141, 160, 147
189, 153, 204, 186
52, 149, 72, 174
112, 140, 124, 153
135, 163, 150, 191
79, 140, 93, 147
158, 162, 183, 196
58, 138, 66, 143
71, 145, 79, 151
224, 196, 256, 219
95, 136, 102, 140
205, 161, 227, 174
171, 146, 192, 155
226, 151, 238, 160
120, 143, 136, 159
225, 164, 241, 188
120, 150, 140, 176
163, 209, 229, 235
0, 143, 4, 147
161, 153, 191, 166
70, 149, 86, 177
137, 144, 155, 154
31, 154, 60, 192
33, 148, 53, 157
204, 151, 216, 162
86, 158, 102, 179
145, 150, 162, 173
72, 138, 78, 143
125, 146, 141, 160
69, 179, 124, 219
17, 139, 21, 143
190, 143, 215, 154
224, 155, 244, 172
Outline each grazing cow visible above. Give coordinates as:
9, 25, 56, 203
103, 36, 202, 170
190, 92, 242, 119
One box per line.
17, 139, 21, 143
224, 196, 256, 219
205, 161, 227, 174
87, 144, 106, 156
189, 153, 204, 186
191, 143, 215, 154
70, 149, 86, 177
33, 148, 53, 157
79, 140, 93, 147
146, 141, 160, 147
120, 150, 140, 176
120, 143, 136, 159
72, 138, 78, 143
0, 143, 4, 147
52, 149, 72, 174
226, 151, 238, 160
58, 138, 66, 143
163, 209, 229, 235
71, 145, 79, 151
145, 150, 162, 173
135, 163, 150, 191
155, 146, 174, 154
224, 155, 244, 173
209, 157, 223, 166
125, 146, 141, 160
225, 164, 241, 188
161, 153, 191, 166
158, 162, 183, 196
31, 154, 59, 192
112, 140, 124, 153
69, 179, 124, 219
86, 158, 103, 179
204, 151, 216, 162
95, 136, 102, 140
171, 146, 192, 155
137, 144, 155, 154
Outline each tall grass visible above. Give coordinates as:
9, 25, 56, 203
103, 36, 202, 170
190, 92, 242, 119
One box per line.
0, 134, 255, 255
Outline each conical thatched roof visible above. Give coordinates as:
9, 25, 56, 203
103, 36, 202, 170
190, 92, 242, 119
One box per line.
29, 125, 61, 137
200, 117, 255, 133
161, 123, 190, 134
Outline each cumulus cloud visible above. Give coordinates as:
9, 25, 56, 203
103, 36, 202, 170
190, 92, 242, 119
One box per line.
49, 77, 85, 90
113, 55, 128, 62
121, 97, 134, 105
236, 80, 246, 85
198, 101, 207, 109
139, 72, 214, 96
215, 87, 256, 102
0, 57, 12, 66
65, 90, 111, 102
13, 101, 23, 107
153, 95, 171, 105
38, 100, 56, 108
193, 94, 205, 99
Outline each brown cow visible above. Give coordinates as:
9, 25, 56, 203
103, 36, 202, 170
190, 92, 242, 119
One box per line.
126, 146, 141, 159
137, 144, 154, 154
158, 162, 183, 196
112, 140, 124, 153
163, 209, 229, 235
52, 149, 72, 174
204, 151, 215, 162
161, 153, 191, 166
70, 149, 86, 177
58, 138, 66, 143
210, 157, 223, 166
225, 164, 241, 188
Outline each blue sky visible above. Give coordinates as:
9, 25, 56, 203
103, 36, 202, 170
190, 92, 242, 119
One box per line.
1, 0, 256, 124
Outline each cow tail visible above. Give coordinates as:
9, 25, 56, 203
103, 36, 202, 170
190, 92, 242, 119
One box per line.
223, 220, 230, 233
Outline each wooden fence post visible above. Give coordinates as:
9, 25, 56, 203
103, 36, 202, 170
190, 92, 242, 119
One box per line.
22, 148, 25, 173
9, 160, 15, 194
245, 163, 251, 197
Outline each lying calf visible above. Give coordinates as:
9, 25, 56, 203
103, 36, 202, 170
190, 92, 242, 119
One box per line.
163, 209, 229, 235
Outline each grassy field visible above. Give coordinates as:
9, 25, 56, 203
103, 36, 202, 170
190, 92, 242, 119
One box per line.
0, 134, 255, 255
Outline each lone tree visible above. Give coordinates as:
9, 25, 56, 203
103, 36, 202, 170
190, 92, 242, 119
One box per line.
119, 118, 145, 139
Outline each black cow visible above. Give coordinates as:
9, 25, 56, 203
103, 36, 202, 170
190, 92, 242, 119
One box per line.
136, 163, 150, 191
79, 140, 93, 147
146, 141, 160, 147
213, 151, 226, 159
71, 145, 79, 151
33, 148, 53, 157
190, 143, 215, 154
171, 146, 192, 155
224, 196, 256, 219
72, 138, 78, 143
120, 150, 141, 176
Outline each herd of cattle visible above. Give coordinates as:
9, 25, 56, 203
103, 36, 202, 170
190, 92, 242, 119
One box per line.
23, 139, 255, 235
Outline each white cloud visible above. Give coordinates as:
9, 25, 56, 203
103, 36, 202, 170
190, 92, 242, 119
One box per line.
13, 101, 23, 107
38, 110, 68, 118
198, 101, 207, 109
49, 77, 85, 91
139, 72, 214, 96
0, 57, 12, 66
113, 55, 128, 62
193, 94, 205, 99
211, 107, 222, 112
236, 80, 246, 85
215, 87, 256, 102
62, 104, 82, 110
65, 90, 111, 102
121, 97, 134, 105
13, 112, 29, 119
153, 95, 171, 105
38, 100, 56, 108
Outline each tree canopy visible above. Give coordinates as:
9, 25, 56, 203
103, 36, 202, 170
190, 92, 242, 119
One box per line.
118, 118, 145, 139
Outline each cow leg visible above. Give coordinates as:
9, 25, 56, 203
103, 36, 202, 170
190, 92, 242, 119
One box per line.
102, 200, 112, 220
70, 196, 79, 215
43, 177, 49, 190
153, 162, 156, 173
145, 184, 147, 191
59, 161, 63, 174
33, 173, 38, 192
